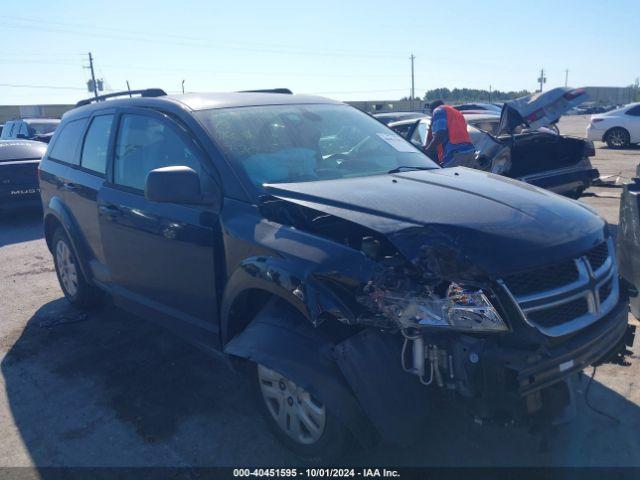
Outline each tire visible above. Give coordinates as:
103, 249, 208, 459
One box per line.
605, 127, 630, 149
567, 187, 586, 200
52, 228, 103, 309
250, 362, 350, 463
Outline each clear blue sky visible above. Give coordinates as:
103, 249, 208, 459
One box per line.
1, 0, 638, 104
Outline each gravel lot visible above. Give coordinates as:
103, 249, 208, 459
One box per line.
0, 115, 639, 468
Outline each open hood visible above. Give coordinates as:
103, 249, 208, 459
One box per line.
264, 167, 605, 276
497, 87, 589, 135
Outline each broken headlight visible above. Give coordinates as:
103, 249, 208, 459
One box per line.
373, 282, 508, 332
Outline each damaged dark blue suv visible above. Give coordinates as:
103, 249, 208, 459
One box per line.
39, 89, 634, 461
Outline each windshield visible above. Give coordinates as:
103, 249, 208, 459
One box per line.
196, 104, 438, 188
28, 122, 59, 135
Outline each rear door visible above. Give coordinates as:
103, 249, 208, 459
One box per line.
40, 117, 89, 214
98, 108, 220, 327
62, 111, 115, 279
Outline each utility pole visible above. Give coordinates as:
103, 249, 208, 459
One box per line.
182, 79, 185, 94
489, 84, 492, 102
537, 68, 546, 92
87, 52, 98, 99
565, 69, 569, 87
410, 54, 415, 104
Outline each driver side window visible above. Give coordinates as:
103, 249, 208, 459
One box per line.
114, 114, 203, 191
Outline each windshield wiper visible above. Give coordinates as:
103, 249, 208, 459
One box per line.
387, 166, 433, 174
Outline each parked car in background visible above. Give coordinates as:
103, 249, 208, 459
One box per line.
0, 140, 47, 211
389, 88, 598, 198
0, 118, 60, 143
463, 113, 501, 135
39, 89, 633, 461
586, 102, 640, 149
372, 111, 426, 125
453, 102, 502, 114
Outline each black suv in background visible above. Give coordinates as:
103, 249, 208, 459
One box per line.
39, 89, 634, 461
1, 118, 60, 143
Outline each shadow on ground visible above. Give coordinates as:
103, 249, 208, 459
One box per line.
600, 145, 640, 151
2, 298, 639, 470
0, 207, 43, 246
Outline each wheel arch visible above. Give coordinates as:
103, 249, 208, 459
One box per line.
604, 125, 630, 140
223, 296, 377, 446
43, 196, 92, 281
220, 256, 357, 347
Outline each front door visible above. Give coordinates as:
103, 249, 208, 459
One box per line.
98, 108, 220, 329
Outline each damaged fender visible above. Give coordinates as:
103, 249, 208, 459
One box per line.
219, 198, 379, 344
223, 298, 377, 446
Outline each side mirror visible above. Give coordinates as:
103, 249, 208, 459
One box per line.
145, 166, 204, 204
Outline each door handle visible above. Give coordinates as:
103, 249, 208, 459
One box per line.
99, 204, 122, 217
62, 182, 77, 191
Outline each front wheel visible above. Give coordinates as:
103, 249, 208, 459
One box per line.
251, 363, 350, 462
605, 127, 630, 149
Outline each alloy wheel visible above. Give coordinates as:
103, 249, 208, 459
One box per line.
608, 129, 628, 148
257, 364, 326, 445
55, 239, 78, 297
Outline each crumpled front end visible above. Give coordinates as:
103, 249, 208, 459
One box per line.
247, 175, 633, 439
342, 231, 634, 429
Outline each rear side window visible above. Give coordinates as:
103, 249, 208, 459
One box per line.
1, 121, 14, 139
19, 122, 29, 138
48, 119, 88, 165
626, 105, 640, 116
80, 115, 113, 174
114, 114, 202, 191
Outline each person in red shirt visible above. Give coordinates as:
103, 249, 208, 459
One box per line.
424, 100, 476, 167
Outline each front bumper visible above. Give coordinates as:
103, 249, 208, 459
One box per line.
332, 297, 632, 442
495, 297, 630, 397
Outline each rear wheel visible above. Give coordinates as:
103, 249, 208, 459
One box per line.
52, 228, 103, 309
251, 363, 350, 462
605, 127, 630, 149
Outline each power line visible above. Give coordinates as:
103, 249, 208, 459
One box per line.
0, 83, 85, 90
0, 16, 405, 59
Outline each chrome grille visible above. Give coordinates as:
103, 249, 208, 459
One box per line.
586, 242, 609, 272
503, 261, 578, 297
527, 298, 589, 328
499, 238, 619, 337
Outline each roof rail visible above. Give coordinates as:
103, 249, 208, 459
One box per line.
239, 88, 293, 95
76, 88, 167, 107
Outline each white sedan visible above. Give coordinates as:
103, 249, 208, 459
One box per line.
586, 102, 640, 148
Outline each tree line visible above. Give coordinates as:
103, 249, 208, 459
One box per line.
420, 87, 532, 103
